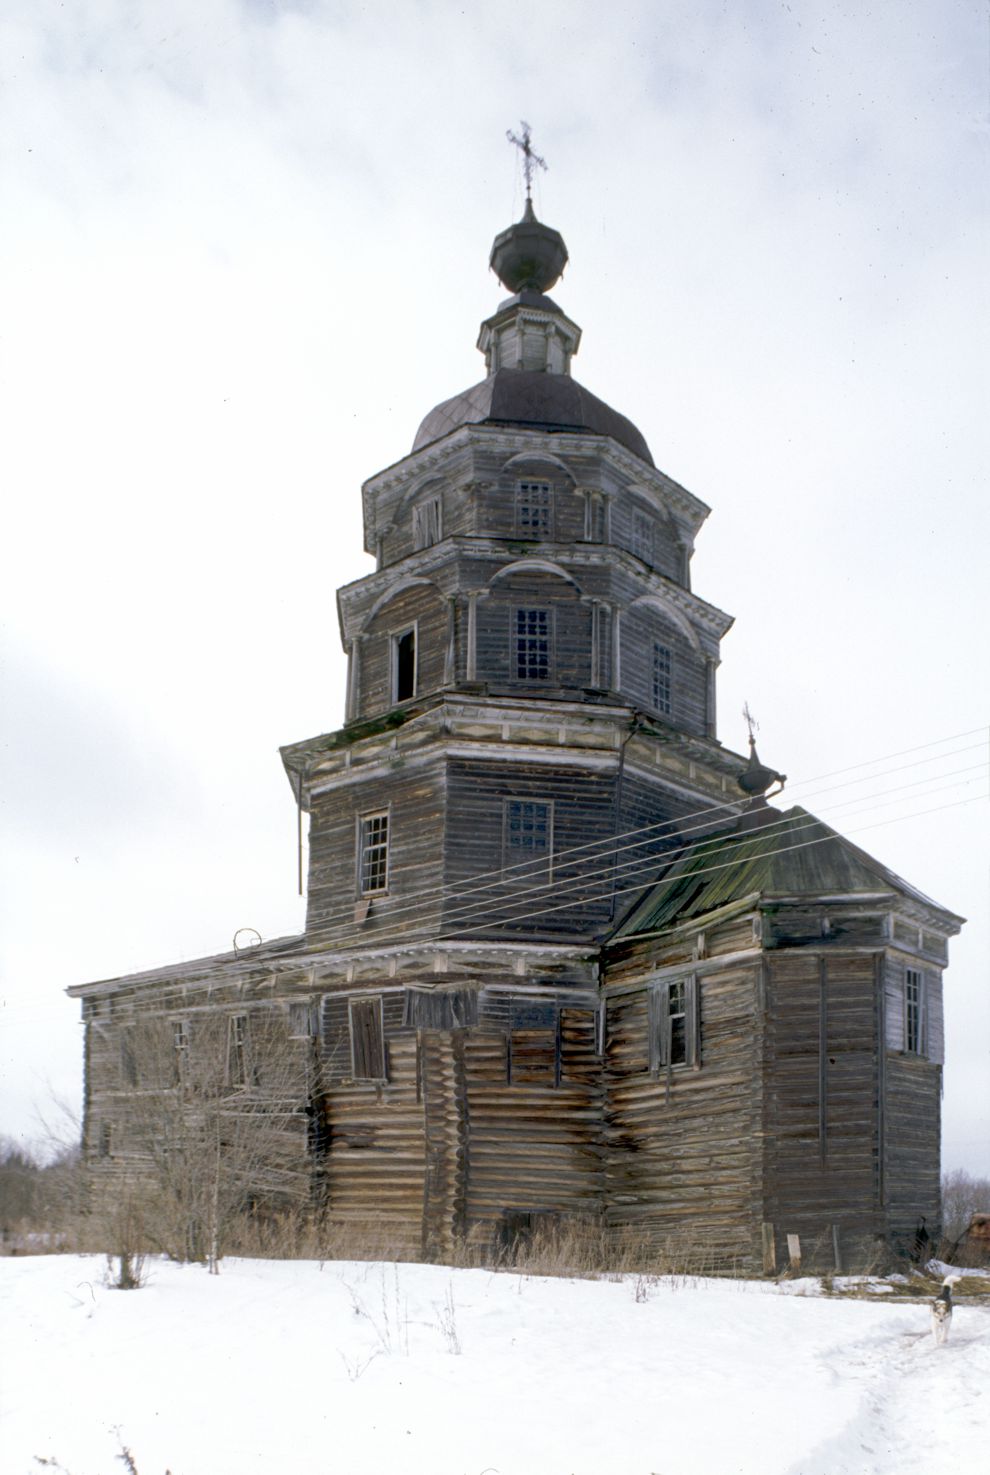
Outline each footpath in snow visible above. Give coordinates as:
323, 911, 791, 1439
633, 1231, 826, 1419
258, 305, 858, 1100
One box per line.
2, 1255, 988, 1475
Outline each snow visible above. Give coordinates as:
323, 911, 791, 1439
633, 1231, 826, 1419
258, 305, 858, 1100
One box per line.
2, 1256, 988, 1475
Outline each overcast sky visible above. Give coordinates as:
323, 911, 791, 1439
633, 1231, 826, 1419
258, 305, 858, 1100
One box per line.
1, 0, 987, 1173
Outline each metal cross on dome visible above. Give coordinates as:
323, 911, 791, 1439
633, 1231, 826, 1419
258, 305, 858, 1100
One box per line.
506, 121, 547, 200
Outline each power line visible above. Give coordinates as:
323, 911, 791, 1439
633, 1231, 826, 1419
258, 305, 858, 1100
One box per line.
299, 730, 988, 943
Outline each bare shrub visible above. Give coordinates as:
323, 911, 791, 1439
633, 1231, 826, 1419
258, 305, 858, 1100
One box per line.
940, 1168, 990, 1261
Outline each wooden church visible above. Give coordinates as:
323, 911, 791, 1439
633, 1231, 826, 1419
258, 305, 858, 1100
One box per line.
70, 176, 962, 1272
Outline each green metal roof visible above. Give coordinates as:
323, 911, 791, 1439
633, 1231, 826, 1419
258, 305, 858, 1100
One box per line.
611, 805, 961, 940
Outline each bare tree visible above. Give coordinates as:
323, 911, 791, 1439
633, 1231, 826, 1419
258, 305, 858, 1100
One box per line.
89, 1004, 316, 1271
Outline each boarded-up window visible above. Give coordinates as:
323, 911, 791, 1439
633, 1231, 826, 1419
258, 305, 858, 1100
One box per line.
98, 1121, 112, 1158
403, 988, 478, 1030
228, 1014, 249, 1086
288, 1002, 315, 1039
358, 811, 390, 895
650, 976, 701, 1072
516, 481, 553, 538
507, 999, 559, 1087
412, 496, 442, 549
631, 509, 654, 563
349, 997, 386, 1081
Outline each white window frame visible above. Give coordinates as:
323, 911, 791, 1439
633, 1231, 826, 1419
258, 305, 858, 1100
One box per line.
357, 809, 390, 896
390, 623, 418, 704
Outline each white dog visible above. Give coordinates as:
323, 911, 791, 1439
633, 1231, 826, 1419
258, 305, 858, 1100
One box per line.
931, 1274, 961, 1346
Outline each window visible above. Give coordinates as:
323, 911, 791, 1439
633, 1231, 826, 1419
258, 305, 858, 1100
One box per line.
358, 811, 390, 895
504, 799, 553, 877
349, 997, 386, 1081
288, 1002, 315, 1039
653, 643, 672, 716
228, 1014, 249, 1086
905, 969, 925, 1055
631, 509, 654, 563
650, 976, 701, 1072
172, 1019, 189, 1083
120, 1028, 137, 1087
412, 496, 442, 549
516, 481, 553, 538
392, 627, 416, 702
98, 1121, 113, 1158
515, 608, 552, 680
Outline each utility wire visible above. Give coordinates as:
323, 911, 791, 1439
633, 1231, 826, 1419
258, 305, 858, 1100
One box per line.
300, 734, 988, 943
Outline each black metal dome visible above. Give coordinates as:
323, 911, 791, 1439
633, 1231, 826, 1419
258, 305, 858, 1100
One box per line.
412, 369, 653, 465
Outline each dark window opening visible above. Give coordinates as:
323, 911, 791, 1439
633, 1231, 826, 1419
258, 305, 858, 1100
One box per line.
515, 608, 551, 680
905, 969, 924, 1054
516, 481, 553, 538
650, 976, 700, 1073
228, 1014, 249, 1086
394, 628, 416, 702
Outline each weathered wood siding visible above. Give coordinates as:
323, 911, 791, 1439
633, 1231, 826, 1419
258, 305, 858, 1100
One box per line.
603, 960, 763, 1268
762, 953, 881, 1266
306, 757, 447, 940
320, 991, 426, 1254
461, 1002, 603, 1240
620, 606, 707, 733
354, 582, 449, 720
442, 758, 616, 939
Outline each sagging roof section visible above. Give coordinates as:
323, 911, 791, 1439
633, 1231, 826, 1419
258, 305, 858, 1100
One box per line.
611, 805, 964, 940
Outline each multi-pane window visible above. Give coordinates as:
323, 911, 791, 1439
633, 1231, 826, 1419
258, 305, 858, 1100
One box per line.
631, 509, 654, 563
228, 1014, 249, 1086
349, 997, 386, 1081
515, 608, 551, 680
516, 481, 553, 538
412, 497, 442, 549
392, 627, 416, 702
653, 643, 672, 716
905, 969, 924, 1054
504, 800, 553, 877
358, 811, 390, 894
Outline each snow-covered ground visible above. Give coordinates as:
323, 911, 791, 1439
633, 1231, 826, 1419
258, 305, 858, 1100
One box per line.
2, 1256, 987, 1475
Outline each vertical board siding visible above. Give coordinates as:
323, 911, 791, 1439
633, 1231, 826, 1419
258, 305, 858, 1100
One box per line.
763, 953, 881, 1262
603, 962, 762, 1267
